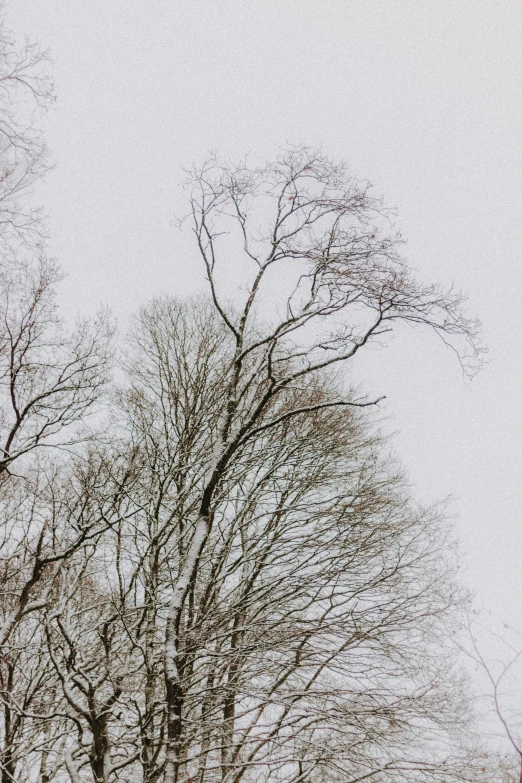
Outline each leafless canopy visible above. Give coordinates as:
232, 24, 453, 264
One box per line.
0, 24, 493, 783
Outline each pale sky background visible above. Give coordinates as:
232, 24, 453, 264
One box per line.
8, 0, 522, 627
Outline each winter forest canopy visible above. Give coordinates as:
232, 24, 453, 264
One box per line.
0, 7, 520, 783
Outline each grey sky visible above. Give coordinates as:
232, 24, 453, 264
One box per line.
9, 0, 522, 624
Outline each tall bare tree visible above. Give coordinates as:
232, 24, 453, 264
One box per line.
0, 14, 113, 781
158, 149, 482, 783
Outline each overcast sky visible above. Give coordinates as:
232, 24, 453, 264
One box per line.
9, 0, 522, 626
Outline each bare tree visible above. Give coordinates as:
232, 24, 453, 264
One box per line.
0, 11, 119, 782
158, 148, 482, 783
0, 206, 112, 783
0, 3, 54, 257
0, 256, 113, 685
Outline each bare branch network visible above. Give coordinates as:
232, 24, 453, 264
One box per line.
0, 8, 502, 783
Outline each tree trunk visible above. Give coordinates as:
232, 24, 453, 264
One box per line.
164, 515, 209, 783
89, 715, 111, 783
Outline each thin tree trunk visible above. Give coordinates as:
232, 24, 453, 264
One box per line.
164, 515, 209, 783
